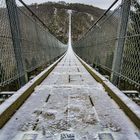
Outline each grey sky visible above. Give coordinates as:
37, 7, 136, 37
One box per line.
19, 0, 121, 10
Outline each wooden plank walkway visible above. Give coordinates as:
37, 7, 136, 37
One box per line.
0, 48, 139, 140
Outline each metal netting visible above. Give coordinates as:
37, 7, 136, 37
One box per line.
121, 0, 140, 87
0, 0, 19, 86
73, 0, 140, 89
0, 0, 67, 87
73, 4, 121, 75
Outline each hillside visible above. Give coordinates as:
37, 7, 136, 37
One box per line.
29, 2, 105, 43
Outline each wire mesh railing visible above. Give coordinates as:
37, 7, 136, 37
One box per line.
121, 0, 140, 88
0, 0, 67, 88
73, 0, 140, 90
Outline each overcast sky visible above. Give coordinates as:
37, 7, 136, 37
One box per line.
18, 0, 121, 10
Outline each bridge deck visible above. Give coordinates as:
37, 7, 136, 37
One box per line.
0, 49, 139, 140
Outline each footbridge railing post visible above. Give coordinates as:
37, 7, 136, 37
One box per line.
6, 0, 28, 87
111, 0, 131, 86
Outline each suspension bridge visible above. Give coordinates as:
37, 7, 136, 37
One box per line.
0, 0, 140, 139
